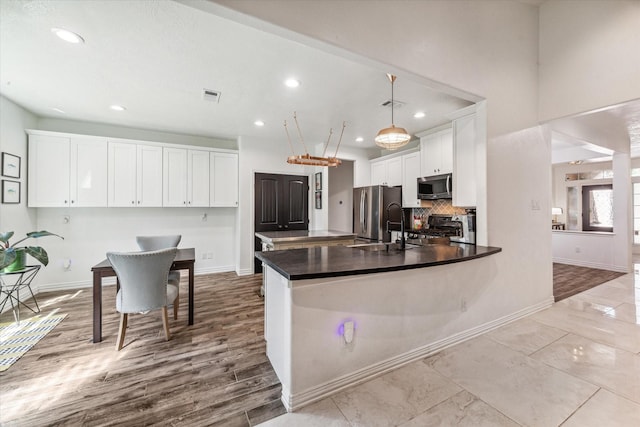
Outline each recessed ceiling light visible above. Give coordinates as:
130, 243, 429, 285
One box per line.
51, 107, 66, 114
285, 78, 300, 88
355, 137, 364, 142
51, 28, 85, 44
413, 111, 426, 118
110, 105, 126, 111
254, 120, 265, 127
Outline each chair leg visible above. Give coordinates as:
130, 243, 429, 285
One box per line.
173, 290, 179, 320
162, 306, 171, 341
116, 313, 128, 351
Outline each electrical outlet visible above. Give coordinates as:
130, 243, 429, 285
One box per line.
201, 253, 207, 260
207, 252, 213, 259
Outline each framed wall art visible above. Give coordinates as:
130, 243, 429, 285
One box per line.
315, 191, 322, 209
1, 152, 21, 178
2, 179, 21, 204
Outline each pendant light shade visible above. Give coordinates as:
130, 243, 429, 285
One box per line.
375, 74, 411, 150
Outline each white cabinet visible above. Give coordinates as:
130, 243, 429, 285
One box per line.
188, 150, 210, 207
452, 113, 477, 207
163, 147, 188, 207
28, 134, 107, 207
163, 148, 210, 207
370, 156, 402, 186
108, 142, 162, 207
401, 151, 421, 207
210, 152, 238, 206
420, 128, 453, 176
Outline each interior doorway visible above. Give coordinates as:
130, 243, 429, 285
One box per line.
328, 160, 354, 232
254, 172, 309, 273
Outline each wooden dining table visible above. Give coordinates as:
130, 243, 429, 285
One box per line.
91, 248, 195, 343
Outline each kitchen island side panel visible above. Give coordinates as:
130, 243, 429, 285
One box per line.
263, 254, 552, 411
264, 266, 293, 396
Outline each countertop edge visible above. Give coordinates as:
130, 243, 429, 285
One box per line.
256, 246, 502, 281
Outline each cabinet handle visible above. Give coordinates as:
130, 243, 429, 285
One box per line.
71, 200, 75, 204
278, 225, 283, 229
284, 225, 289, 229
64, 200, 68, 204
188, 201, 191, 205
137, 201, 140, 204
131, 201, 135, 205
183, 201, 186, 205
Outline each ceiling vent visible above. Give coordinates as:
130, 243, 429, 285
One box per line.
202, 88, 221, 103
381, 99, 405, 108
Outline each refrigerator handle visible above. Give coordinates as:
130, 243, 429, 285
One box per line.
361, 190, 367, 233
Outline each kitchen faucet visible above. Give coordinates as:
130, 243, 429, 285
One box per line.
386, 202, 406, 250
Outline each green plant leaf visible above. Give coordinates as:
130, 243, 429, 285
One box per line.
26, 231, 64, 240
25, 246, 49, 266
0, 247, 17, 270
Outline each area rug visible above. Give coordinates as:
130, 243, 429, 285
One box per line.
0, 313, 67, 372
553, 263, 626, 302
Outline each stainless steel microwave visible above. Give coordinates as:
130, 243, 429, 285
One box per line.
417, 173, 452, 200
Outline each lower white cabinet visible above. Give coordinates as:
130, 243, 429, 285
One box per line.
210, 152, 238, 206
28, 134, 107, 207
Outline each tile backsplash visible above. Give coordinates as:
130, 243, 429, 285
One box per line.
408, 200, 469, 231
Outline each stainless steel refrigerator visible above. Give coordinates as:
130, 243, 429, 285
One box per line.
353, 185, 402, 242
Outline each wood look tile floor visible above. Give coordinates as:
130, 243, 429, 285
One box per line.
553, 263, 626, 301
0, 272, 286, 426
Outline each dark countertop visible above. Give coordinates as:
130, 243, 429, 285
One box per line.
255, 243, 502, 280
255, 229, 356, 243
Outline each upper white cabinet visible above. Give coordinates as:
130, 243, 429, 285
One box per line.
452, 113, 477, 207
28, 130, 238, 209
163, 148, 210, 207
188, 150, 210, 207
401, 151, 421, 207
370, 156, 402, 186
108, 142, 162, 207
28, 134, 107, 207
210, 152, 238, 206
420, 128, 453, 176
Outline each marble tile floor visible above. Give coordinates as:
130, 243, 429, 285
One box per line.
259, 267, 640, 427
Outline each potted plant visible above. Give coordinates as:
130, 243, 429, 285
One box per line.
0, 230, 64, 272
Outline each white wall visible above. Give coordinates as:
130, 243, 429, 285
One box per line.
0, 96, 38, 245
328, 160, 353, 233
2, 112, 239, 290
539, 0, 640, 122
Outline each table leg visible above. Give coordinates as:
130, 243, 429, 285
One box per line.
93, 271, 102, 343
188, 264, 194, 325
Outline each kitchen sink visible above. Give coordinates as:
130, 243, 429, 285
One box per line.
348, 242, 419, 252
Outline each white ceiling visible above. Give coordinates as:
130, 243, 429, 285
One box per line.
0, 0, 474, 151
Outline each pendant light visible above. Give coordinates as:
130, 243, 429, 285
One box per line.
375, 74, 411, 150
284, 112, 345, 167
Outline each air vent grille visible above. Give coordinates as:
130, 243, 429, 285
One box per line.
381, 99, 405, 108
203, 88, 221, 103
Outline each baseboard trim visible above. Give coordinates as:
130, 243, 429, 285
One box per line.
236, 268, 254, 276
282, 297, 554, 412
553, 257, 629, 273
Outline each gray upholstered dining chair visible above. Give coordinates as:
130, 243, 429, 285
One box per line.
107, 247, 178, 351
136, 235, 181, 319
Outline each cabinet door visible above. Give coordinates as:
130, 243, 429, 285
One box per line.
108, 142, 137, 207
210, 152, 238, 207
189, 150, 210, 207
137, 144, 163, 207
386, 157, 403, 186
402, 152, 421, 207
371, 161, 386, 185
420, 134, 441, 176
163, 147, 188, 207
453, 114, 476, 207
70, 137, 108, 207
28, 134, 70, 207
439, 128, 454, 175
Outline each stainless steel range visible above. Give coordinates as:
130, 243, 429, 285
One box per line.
408, 213, 476, 245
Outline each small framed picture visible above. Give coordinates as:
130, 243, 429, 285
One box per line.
1, 152, 21, 178
315, 191, 322, 209
315, 172, 322, 191
2, 179, 20, 204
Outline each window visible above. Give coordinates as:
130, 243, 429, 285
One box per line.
582, 184, 613, 232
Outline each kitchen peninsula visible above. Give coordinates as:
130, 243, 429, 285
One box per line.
255, 230, 355, 251
255, 243, 503, 411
